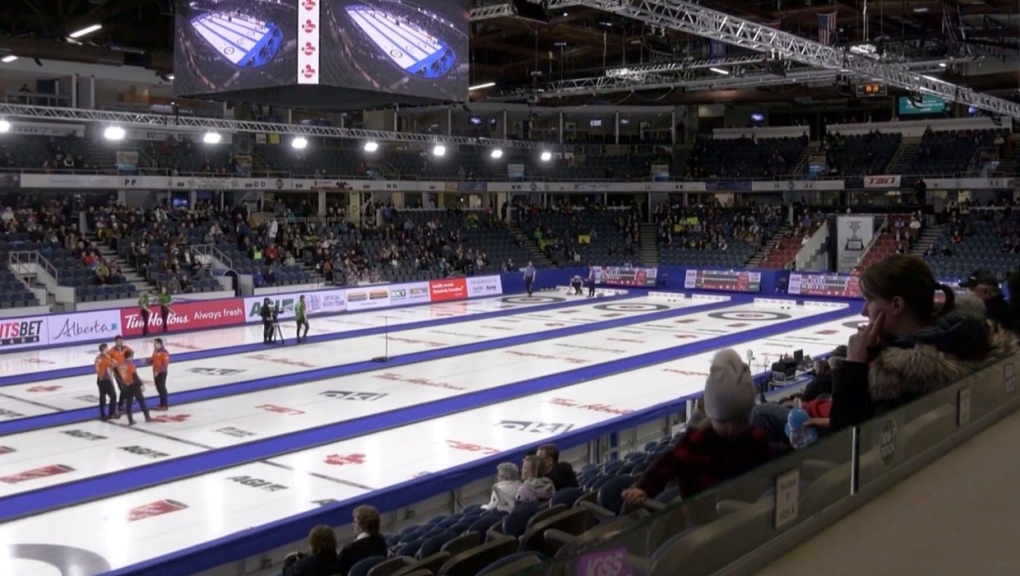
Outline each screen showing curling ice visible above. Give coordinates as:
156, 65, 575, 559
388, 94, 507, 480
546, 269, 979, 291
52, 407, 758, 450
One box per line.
174, 0, 298, 96
320, 0, 469, 101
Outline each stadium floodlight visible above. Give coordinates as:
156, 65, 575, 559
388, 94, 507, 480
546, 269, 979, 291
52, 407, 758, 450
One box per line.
103, 126, 125, 141
0, 56, 17, 64
540, 151, 552, 162
203, 132, 222, 144
68, 24, 103, 39
432, 144, 446, 157
490, 148, 503, 159
364, 141, 379, 152
291, 137, 308, 150
709, 67, 729, 75
469, 82, 496, 91
0, 120, 9, 133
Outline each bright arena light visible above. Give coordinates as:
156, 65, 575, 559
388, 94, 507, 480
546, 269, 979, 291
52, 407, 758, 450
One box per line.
103, 126, 125, 141
364, 141, 379, 152
540, 151, 552, 161
432, 144, 446, 157
203, 132, 222, 144
490, 148, 503, 159
0, 120, 10, 133
291, 137, 308, 150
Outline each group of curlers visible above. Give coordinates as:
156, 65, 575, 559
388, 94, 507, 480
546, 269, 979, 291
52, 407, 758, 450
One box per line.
93, 335, 171, 425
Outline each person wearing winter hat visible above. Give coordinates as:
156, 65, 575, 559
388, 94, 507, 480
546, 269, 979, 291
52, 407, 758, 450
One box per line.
623, 349, 781, 505
482, 462, 523, 513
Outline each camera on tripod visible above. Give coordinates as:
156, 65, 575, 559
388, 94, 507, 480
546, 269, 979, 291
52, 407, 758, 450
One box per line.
271, 302, 281, 322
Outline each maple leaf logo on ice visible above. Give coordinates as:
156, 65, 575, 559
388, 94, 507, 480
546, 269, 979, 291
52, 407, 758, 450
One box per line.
152, 414, 190, 423
302, 19, 316, 34
302, 42, 316, 56
302, 0, 316, 10
325, 453, 365, 466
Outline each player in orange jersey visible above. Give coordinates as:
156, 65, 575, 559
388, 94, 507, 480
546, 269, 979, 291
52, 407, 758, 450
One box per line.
94, 344, 117, 421
116, 350, 152, 425
149, 338, 171, 410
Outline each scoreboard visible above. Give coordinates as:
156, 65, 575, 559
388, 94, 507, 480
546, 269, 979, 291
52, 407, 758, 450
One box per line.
684, 269, 762, 293
855, 83, 888, 98
788, 273, 862, 298
591, 266, 658, 287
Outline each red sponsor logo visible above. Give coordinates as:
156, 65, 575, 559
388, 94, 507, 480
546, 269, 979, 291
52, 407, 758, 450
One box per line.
302, 41, 316, 56
865, 175, 899, 187
246, 354, 316, 368
373, 373, 465, 391
152, 414, 190, 423
302, 19, 317, 33
428, 278, 468, 302
301, 64, 317, 79
257, 404, 305, 415
550, 398, 632, 416
27, 385, 61, 393
302, 0, 316, 10
662, 368, 709, 377
0, 464, 74, 484
325, 453, 365, 466
129, 499, 187, 521
505, 350, 589, 364
120, 299, 245, 337
447, 440, 500, 455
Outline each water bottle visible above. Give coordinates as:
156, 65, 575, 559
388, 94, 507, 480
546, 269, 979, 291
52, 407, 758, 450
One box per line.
785, 400, 817, 450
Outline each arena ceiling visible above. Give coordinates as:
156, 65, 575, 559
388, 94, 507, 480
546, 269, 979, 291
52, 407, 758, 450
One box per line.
1, 0, 1018, 107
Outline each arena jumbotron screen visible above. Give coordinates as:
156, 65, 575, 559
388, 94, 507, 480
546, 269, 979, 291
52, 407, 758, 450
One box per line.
320, 0, 469, 101
174, 0, 299, 96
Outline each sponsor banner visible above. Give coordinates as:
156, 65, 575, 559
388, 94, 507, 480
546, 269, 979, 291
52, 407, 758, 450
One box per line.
19, 174, 293, 191
863, 175, 902, 189
429, 278, 468, 302
389, 283, 431, 306
788, 273, 862, 298
592, 266, 658, 287
243, 289, 346, 323
836, 215, 875, 270
751, 179, 846, 192
46, 311, 122, 346
297, 0, 320, 84
346, 286, 392, 312
120, 299, 245, 336
0, 317, 46, 350
466, 275, 502, 298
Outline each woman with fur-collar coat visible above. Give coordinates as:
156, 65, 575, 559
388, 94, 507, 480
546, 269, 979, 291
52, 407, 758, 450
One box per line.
831, 255, 1019, 430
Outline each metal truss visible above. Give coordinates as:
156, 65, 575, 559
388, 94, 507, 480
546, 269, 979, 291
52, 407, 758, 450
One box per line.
604, 54, 767, 77
577, 0, 1020, 118
470, 0, 583, 22
0, 104, 543, 150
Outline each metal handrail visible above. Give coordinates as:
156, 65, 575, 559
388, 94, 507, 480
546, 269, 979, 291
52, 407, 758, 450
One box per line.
191, 244, 233, 272
7, 250, 59, 282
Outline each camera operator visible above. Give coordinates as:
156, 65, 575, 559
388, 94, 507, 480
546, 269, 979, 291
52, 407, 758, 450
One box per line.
260, 297, 274, 344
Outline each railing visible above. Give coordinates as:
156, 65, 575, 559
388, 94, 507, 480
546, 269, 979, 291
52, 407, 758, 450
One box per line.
190, 244, 233, 273
7, 250, 59, 283
509, 353, 1019, 576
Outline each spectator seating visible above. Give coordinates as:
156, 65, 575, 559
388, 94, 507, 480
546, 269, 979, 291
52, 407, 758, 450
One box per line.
924, 208, 1020, 280
655, 206, 779, 269
857, 214, 917, 271
688, 136, 808, 179
905, 129, 997, 175
0, 268, 39, 308
824, 132, 901, 176
0, 135, 89, 172
521, 208, 639, 267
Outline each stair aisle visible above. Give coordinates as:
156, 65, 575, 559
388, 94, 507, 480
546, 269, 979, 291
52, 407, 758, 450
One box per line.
639, 223, 659, 267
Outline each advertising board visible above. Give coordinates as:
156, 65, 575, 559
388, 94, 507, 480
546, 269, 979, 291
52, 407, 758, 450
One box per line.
120, 299, 246, 337
428, 278, 468, 302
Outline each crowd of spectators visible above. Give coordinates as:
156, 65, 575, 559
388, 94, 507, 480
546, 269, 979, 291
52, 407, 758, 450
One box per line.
653, 201, 780, 251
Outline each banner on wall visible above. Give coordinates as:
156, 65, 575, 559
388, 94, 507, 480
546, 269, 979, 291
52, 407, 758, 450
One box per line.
120, 298, 246, 337
242, 289, 347, 323
345, 286, 392, 312
428, 278, 468, 302
388, 283, 431, 306
836, 215, 875, 270
467, 276, 502, 298
591, 266, 658, 287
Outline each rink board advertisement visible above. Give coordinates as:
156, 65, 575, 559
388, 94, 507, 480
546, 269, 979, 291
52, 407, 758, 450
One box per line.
0, 275, 503, 351
590, 266, 658, 287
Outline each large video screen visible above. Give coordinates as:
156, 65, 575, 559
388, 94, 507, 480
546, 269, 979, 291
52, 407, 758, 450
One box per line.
173, 0, 299, 96
319, 0, 470, 101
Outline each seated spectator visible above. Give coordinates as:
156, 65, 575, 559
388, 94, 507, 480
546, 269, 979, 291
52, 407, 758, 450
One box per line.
335, 505, 387, 576
515, 455, 555, 505
280, 525, 342, 576
536, 443, 578, 490
623, 349, 781, 505
831, 255, 1017, 429
959, 269, 1013, 332
482, 462, 523, 513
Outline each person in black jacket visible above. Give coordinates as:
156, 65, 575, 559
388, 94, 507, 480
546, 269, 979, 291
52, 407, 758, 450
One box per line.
831, 255, 1016, 430
1008, 271, 1020, 336
959, 269, 1013, 332
336, 505, 388, 576
260, 297, 274, 344
536, 443, 579, 490
281, 525, 342, 576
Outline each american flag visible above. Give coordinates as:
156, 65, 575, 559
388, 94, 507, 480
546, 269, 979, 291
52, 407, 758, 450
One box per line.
817, 11, 838, 46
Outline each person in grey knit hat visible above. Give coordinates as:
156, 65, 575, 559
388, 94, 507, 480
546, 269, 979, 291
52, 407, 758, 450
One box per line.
623, 349, 780, 506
